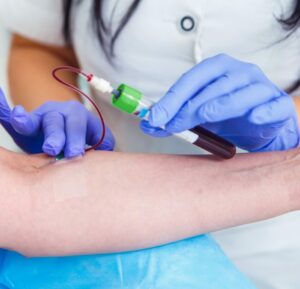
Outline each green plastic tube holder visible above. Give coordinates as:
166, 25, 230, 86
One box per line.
112, 84, 143, 114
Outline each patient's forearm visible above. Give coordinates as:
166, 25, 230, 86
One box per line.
0, 148, 299, 257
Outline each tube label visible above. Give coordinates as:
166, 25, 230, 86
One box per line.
175, 131, 199, 144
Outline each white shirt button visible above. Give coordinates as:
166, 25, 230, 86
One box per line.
180, 16, 196, 32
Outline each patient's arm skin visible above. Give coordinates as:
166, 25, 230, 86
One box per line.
0, 148, 299, 257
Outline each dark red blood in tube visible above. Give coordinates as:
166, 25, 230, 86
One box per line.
190, 126, 236, 159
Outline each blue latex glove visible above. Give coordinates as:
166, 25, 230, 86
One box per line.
141, 54, 300, 152
0, 235, 257, 289
0, 89, 115, 157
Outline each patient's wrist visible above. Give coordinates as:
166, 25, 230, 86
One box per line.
261, 148, 300, 212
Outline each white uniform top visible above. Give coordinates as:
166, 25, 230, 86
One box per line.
1, 0, 300, 288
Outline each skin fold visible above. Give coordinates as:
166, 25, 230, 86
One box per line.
0, 147, 299, 258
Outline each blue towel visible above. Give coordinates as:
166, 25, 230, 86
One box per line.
0, 235, 257, 289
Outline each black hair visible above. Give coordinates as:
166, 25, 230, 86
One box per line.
63, 0, 141, 57
63, 0, 300, 91
279, 0, 300, 31
279, 0, 300, 92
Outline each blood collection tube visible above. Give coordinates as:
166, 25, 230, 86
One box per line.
109, 84, 236, 159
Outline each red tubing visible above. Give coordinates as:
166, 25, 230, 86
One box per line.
52, 66, 106, 151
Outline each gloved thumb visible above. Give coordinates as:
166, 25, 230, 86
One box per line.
94, 126, 116, 151
0, 88, 12, 123
11, 105, 41, 136
140, 120, 172, 137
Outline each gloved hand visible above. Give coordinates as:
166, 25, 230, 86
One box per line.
0, 235, 257, 289
141, 54, 300, 152
0, 89, 115, 157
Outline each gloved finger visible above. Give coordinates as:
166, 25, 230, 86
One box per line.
197, 83, 282, 124
64, 104, 88, 158
42, 111, 66, 157
96, 126, 115, 151
0, 89, 43, 153
11, 106, 41, 136
93, 127, 115, 151
190, 70, 254, 108
34, 101, 58, 115
248, 95, 297, 125
86, 113, 115, 151
0, 88, 12, 123
162, 71, 256, 133
140, 120, 171, 137
165, 83, 281, 133
149, 54, 240, 127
